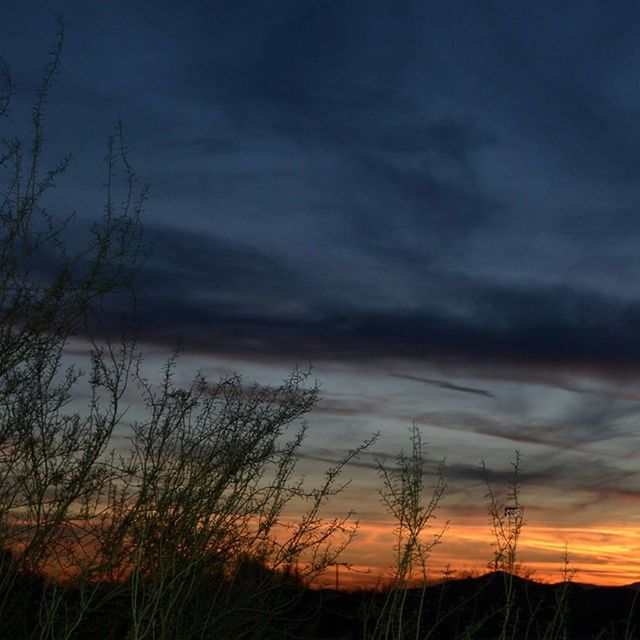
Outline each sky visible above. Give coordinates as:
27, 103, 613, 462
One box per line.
3, 1, 640, 585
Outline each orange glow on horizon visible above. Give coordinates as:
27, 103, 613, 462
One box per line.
311, 519, 640, 589
9, 511, 640, 590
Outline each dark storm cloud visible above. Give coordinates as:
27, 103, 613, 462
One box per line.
129, 226, 640, 371
140, 225, 305, 313
3, 1, 640, 376
31, 216, 640, 377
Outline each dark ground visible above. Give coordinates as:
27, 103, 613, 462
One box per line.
3, 567, 639, 639
309, 572, 640, 639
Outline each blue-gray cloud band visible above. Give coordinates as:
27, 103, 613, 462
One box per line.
119, 224, 640, 374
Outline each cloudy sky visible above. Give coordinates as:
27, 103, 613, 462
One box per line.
4, 1, 640, 585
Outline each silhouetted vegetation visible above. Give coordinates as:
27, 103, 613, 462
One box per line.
0, 22, 371, 640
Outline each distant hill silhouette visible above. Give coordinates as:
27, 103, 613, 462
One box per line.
2, 564, 639, 638
310, 572, 640, 639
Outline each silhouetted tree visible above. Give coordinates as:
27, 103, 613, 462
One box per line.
0, 22, 368, 640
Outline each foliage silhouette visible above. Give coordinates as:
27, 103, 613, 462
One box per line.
0, 22, 371, 640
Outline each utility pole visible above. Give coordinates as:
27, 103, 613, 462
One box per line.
326, 562, 371, 591
329, 562, 350, 591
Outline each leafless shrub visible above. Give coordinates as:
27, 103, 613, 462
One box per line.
368, 423, 447, 640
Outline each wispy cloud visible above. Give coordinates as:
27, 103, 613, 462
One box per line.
389, 373, 494, 398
